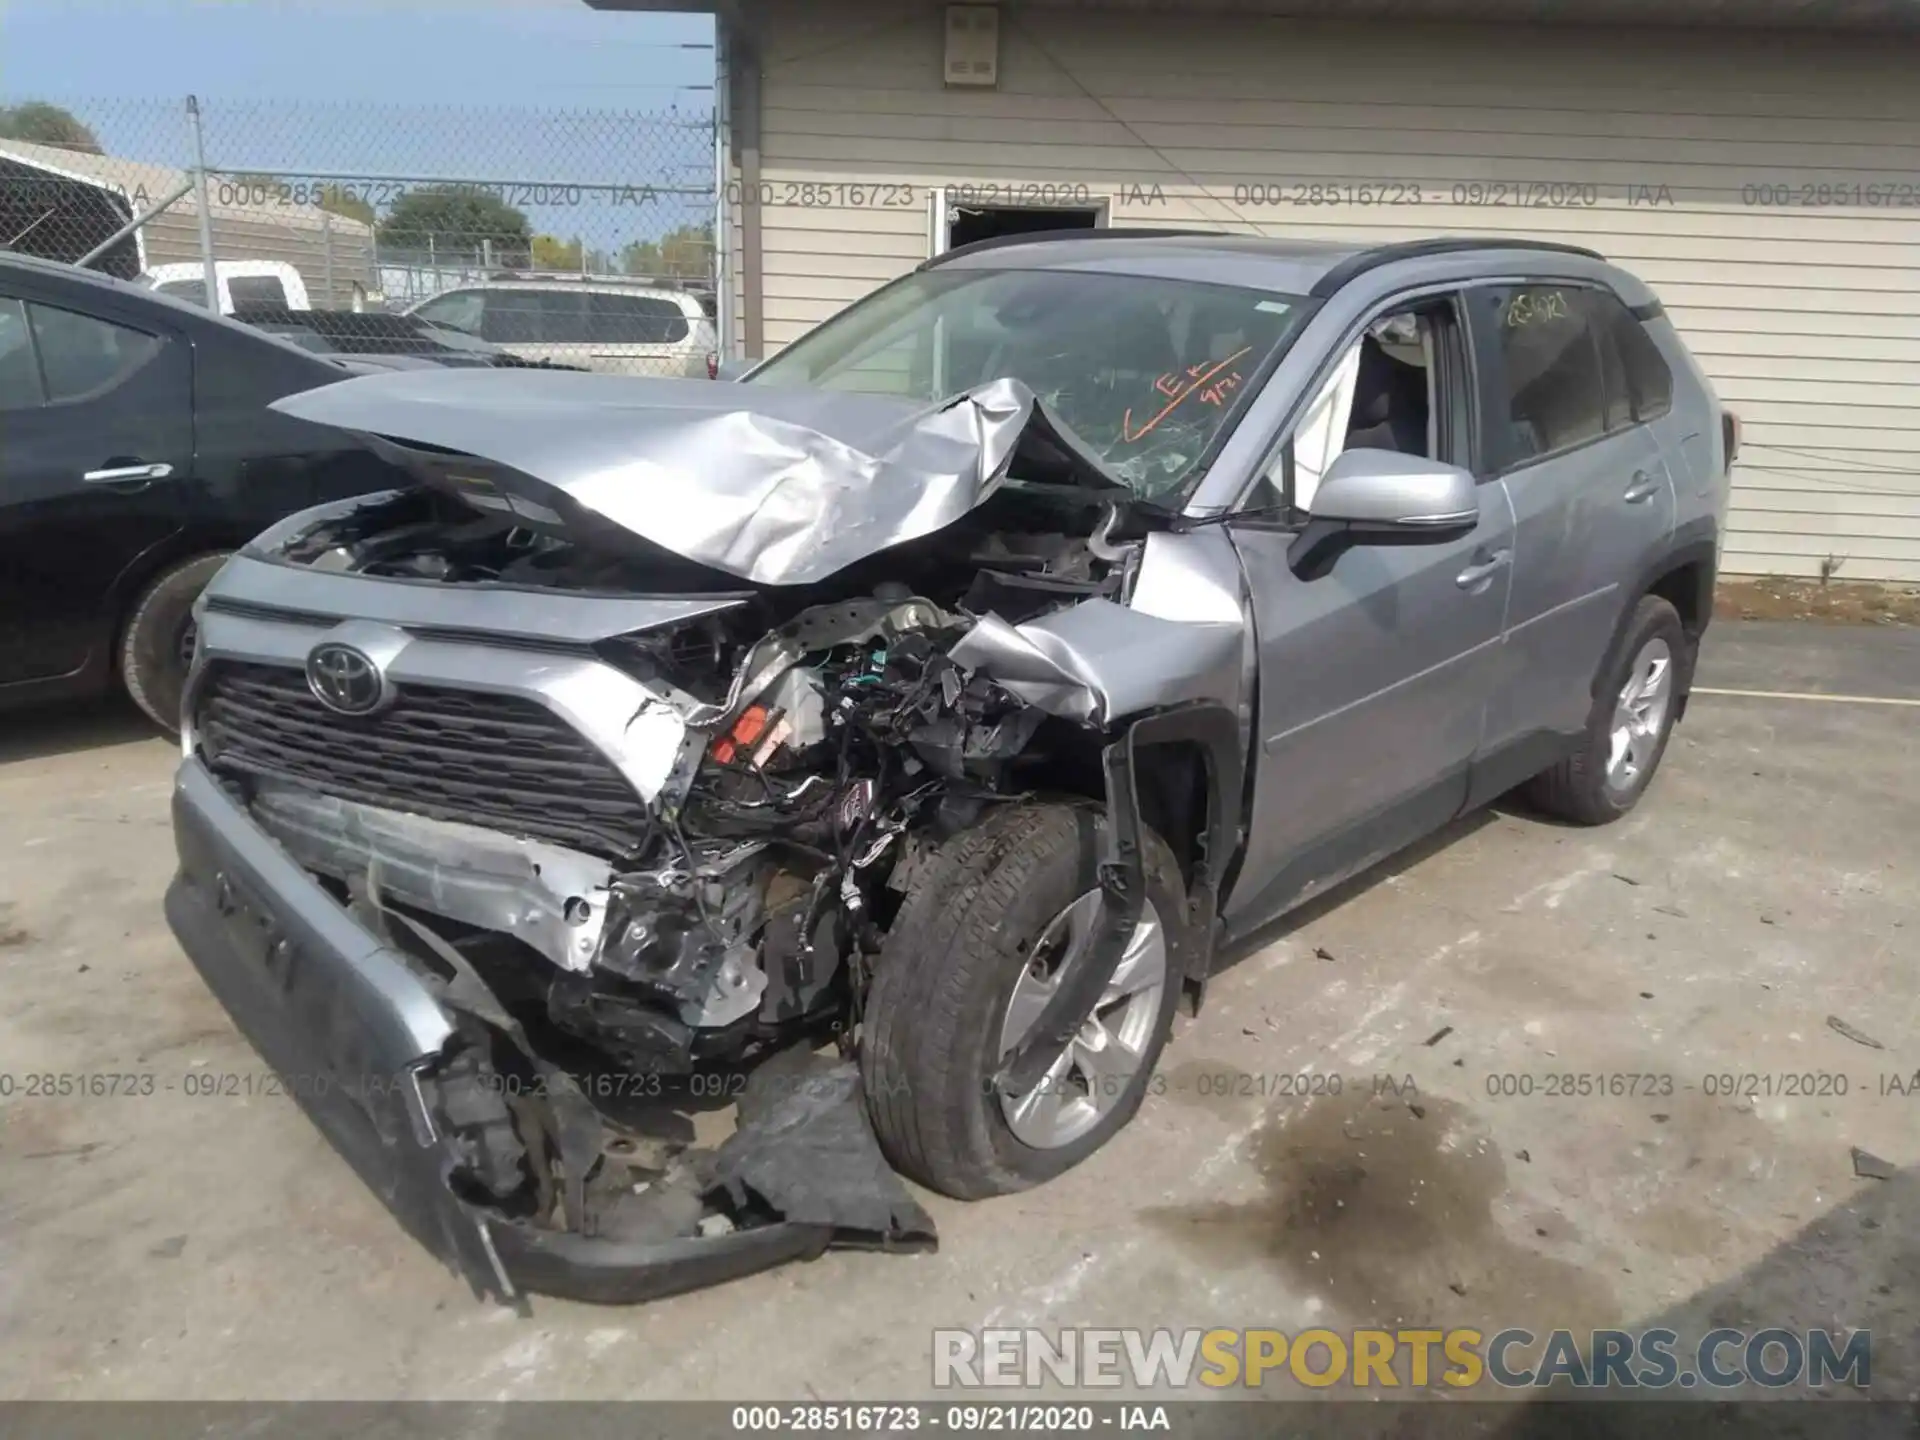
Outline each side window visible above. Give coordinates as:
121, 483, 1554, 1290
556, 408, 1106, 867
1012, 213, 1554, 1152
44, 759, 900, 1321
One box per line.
584, 293, 688, 344
1595, 304, 1633, 433
1343, 309, 1439, 460
1258, 298, 1459, 515
1602, 298, 1673, 421
1474, 289, 1612, 470
26, 303, 162, 402
479, 291, 546, 345
417, 290, 484, 334
0, 297, 46, 409
534, 291, 590, 345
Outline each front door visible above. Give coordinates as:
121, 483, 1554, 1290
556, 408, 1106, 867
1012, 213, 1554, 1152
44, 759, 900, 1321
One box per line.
0, 292, 192, 687
1224, 290, 1514, 933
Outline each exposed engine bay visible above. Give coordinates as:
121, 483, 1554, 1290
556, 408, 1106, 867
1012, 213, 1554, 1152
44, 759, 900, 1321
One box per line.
188, 475, 1191, 1291
174, 370, 1248, 1302
261, 480, 1128, 1064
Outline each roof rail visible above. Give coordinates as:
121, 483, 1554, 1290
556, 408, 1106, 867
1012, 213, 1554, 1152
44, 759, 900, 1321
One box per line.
1307, 237, 1606, 298
919, 227, 1226, 271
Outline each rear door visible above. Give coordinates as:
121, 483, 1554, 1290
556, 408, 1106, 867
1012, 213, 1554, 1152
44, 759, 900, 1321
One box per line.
1467, 283, 1678, 754
179, 309, 375, 535
578, 291, 695, 376
471, 288, 559, 367
0, 290, 192, 686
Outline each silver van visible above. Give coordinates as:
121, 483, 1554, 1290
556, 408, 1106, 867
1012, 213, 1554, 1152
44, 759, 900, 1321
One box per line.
405, 278, 716, 377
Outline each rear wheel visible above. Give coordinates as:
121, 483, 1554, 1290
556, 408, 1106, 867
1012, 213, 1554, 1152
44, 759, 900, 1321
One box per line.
1525, 594, 1690, 825
119, 553, 227, 732
861, 802, 1187, 1199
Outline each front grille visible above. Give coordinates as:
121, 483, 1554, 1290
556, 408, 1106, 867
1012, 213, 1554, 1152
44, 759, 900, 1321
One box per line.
197, 661, 653, 859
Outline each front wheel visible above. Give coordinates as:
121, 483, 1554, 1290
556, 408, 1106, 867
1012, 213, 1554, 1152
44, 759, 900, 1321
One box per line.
1525, 594, 1691, 825
861, 802, 1187, 1200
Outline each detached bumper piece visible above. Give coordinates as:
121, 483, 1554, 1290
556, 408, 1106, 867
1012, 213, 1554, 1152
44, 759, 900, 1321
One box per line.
166, 759, 934, 1307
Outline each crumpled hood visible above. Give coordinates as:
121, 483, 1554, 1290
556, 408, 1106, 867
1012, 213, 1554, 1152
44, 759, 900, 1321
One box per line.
273, 367, 1108, 586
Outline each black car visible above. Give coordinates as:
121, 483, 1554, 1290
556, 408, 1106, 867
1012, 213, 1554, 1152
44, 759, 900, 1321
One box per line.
0, 253, 405, 728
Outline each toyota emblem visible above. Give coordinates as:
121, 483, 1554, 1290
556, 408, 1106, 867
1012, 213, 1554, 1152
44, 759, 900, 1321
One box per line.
306, 642, 390, 716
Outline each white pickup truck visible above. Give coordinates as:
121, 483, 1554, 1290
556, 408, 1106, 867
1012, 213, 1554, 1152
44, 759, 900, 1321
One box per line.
141, 259, 312, 313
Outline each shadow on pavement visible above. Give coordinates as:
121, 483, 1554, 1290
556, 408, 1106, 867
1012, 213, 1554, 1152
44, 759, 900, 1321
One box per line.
0, 697, 162, 768
1487, 1164, 1920, 1437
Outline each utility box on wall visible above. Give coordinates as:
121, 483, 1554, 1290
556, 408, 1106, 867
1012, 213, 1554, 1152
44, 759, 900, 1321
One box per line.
944, 5, 1000, 87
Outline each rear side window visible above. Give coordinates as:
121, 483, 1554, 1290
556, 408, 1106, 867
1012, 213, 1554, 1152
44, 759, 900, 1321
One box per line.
27, 303, 162, 402
0, 297, 45, 409
1473, 284, 1670, 469
1602, 300, 1673, 421
583, 292, 689, 344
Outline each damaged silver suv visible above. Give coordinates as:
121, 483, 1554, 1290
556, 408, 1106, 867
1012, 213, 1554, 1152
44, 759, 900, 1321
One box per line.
165, 232, 1733, 1304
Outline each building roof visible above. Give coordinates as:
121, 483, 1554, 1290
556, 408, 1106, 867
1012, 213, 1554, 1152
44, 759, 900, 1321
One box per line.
0, 137, 373, 237
586, 0, 1920, 26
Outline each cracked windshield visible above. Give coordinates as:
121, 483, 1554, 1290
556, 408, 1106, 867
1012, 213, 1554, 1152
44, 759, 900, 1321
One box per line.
748, 268, 1308, 498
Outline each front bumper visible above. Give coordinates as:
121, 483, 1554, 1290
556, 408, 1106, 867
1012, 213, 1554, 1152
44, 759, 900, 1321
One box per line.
165, 757, 859, 1304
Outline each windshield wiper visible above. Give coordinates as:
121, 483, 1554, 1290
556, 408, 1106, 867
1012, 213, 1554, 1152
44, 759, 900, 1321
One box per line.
1172, 503, 1298, 531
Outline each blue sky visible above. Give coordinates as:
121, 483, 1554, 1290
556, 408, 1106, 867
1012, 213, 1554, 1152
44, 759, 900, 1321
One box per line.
1, 0, 714, 108
1, 0, 717, 242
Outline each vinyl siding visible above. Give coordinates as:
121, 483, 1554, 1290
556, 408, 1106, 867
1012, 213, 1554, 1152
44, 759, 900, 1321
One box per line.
142, 213, 376, 310
733, 4, 1920, 580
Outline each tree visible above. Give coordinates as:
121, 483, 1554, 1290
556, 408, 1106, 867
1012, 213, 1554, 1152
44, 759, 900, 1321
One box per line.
530, 233, 584, 271
377, 184, 531, 265
619, 223, 713, 281
0, 101, 102, 153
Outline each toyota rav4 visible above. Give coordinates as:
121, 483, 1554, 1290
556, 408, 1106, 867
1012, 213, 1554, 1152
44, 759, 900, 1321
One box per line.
164, 232, 1733, 1304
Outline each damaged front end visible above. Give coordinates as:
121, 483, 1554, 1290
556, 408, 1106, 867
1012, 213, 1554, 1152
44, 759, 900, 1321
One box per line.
167, 370, 1247, 1303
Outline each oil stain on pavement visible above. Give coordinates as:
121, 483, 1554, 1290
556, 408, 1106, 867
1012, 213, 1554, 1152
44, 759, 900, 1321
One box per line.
1145, 1069, 1617, 1336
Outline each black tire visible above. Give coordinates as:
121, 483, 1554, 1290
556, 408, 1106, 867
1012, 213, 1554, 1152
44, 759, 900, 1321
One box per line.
119, 553, 228, 732
861, 801, 1187, 1200
1525, 594, 1692, 826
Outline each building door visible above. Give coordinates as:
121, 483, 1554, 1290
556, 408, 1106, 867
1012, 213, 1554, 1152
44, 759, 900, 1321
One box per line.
928, 189, 1106, 256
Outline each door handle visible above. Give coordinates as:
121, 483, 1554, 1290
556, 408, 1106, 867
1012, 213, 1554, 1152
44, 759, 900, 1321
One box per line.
1623, 470, 1663, 504
83, 462, 174, 485
1455, 548, 1512, 589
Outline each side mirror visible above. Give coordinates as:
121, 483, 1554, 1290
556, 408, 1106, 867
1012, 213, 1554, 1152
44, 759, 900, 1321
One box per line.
1310, 448, 1479, 532
713, 355, 757, 382
1288, 448, 1479, 577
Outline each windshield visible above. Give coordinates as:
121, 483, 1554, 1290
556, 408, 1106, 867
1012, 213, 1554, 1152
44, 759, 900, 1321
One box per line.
748, 267, 1310, 497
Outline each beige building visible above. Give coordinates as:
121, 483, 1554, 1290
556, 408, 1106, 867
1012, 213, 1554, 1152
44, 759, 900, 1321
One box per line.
0, 137, 375, 309
629, 0, 1920, 581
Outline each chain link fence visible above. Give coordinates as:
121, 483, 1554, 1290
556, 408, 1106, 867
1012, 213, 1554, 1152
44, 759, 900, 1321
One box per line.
0, 95, 719, 375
